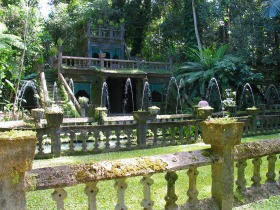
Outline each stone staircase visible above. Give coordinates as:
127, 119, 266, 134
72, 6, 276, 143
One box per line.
44, 70, 77, 118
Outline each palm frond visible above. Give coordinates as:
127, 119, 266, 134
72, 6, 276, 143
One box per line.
215, 44, 228, 60
199, 80, 206, 96
186, 47, 201, 63
184, 71, 205, 84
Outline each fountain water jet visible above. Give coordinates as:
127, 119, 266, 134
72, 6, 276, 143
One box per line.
14, 80, 40, 119
265, 84, 280, 107
206, 78, 222, 112
141, 81, 151, 111
240, 83, 256, 108
68, 78, 75, 95
101, 81, 110, 112
123, 78, 134, 114
165, 77, 183, 114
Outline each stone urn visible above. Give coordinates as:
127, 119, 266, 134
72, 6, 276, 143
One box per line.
45, 105, 64, 127
0, 130, 37, 178
31, 108, 44, 123
246, 107, 260, 116
197, 107, 213, 119
133, 111, 152, 122
200, 121, 245, 146
78, 96, 89, 117
148, 106, 160, 116
95, 107, 108, 124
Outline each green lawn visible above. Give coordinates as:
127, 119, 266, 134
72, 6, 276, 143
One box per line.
26, 133, 280, 209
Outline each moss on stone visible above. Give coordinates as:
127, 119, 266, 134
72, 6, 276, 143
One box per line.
0, 130, 36, 141
75, 157, 168, 182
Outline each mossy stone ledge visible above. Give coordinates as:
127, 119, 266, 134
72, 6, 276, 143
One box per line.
200, 121, 245, 147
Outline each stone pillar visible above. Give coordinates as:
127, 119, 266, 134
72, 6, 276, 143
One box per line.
211, 145, 235, 209
133, 111, 151, 147
200, 121, 244, 210
80, 103, 88, 117
45, 113, 63, 157
99, 53, 106, 68
246, 108, 260, 133
51, 126, 61, 157
0, 173, 26, 210
81, 106, 86, 117
0, 130, 37, 210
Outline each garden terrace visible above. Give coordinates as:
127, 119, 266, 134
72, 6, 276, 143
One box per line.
60, 56, 172, 73
21, 132, 280, 209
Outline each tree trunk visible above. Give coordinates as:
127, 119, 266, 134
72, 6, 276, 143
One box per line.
192, 0, 202, 51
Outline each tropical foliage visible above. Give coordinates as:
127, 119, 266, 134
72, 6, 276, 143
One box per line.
0, 0, 280, 113
175, 45, 263, 98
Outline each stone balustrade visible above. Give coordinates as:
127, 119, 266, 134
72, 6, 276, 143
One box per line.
61, 56, 171, 71
34, 111, 280, 158
35, 118, 201, 158
2, 125, 278, 209
62, 56, 100, 69
237, 114, 280, 136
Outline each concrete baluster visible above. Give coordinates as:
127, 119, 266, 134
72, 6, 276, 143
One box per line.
51, 188, 67, 210
114, 178, 128, 210
84, 182, 99, 210
140, 175, 154, 210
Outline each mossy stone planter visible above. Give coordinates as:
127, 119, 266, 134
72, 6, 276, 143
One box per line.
31, 108, 44, 122
133, 111, 151, 122
246, 108, 260, 116
200, 121, 245, 147
197, 107, 213, 119
95, 107, 108, 124
45, 113, 64, 126
0, 130, 37, 178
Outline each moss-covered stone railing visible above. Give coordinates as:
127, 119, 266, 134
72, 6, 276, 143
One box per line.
234, 138, 280, 205
23, 137, 280, 209
24, 112, 280, 159
35, 118, 202, 158
237, 114, 280, 136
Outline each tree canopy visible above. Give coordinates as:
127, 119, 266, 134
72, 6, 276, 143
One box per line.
1, 0, 280, 111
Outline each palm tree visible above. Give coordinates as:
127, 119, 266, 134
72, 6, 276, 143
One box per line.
175, 45, 228, 97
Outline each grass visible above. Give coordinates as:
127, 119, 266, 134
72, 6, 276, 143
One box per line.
26, 134, 280, 209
